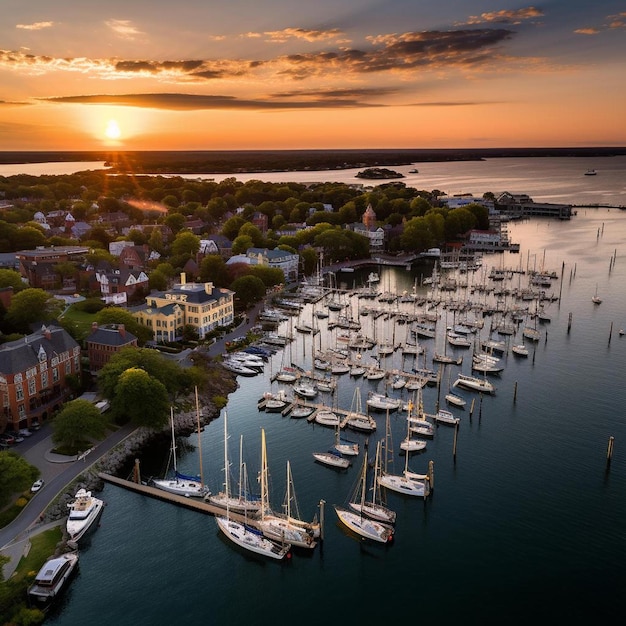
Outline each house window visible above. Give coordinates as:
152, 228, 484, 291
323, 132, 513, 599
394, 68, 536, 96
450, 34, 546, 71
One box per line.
53, 367, 59, 382
28, 378, 36, 396
16, 383, 24, 401
18, 405, 26, 418
41, 371, 48, 388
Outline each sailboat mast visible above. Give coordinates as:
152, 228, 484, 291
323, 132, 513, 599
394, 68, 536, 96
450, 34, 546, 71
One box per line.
261, 429, 268, 518
223, 411, 229, 499
170, 407, 177, 474
195, 386, 203, 485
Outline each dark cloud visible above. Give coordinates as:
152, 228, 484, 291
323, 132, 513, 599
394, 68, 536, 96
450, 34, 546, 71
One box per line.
40, 92, 380, 110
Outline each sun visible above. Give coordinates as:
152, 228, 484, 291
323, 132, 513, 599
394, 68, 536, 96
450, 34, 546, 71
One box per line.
105, 119, 121, 140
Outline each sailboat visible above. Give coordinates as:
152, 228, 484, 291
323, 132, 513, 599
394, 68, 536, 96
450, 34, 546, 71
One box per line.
151, 405, 208, 498
592, 284, 602, 304
347, 440, 396, 524
256, 430, 318, 549
344, 387, 377, 433
399, 399, 428, 452
377, 411, 431, 498
207, 412, 262, 515
335, 448, 394, 543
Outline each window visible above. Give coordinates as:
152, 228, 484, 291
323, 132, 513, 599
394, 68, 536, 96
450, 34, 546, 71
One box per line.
16, 383, 24, 401
41, 371, 48, 388
53, 367, 59, 382
28, 378, 36, 396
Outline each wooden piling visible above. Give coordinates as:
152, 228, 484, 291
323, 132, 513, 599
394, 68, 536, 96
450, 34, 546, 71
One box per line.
469, 398, 475, 420
513, 381, 518, 404
452, 421, 459, 459
608, 322, 613, 345
567, 312, 572, 334
606, 436, 614, 465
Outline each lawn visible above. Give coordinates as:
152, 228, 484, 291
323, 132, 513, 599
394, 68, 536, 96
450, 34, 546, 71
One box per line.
60, 306, 97, 340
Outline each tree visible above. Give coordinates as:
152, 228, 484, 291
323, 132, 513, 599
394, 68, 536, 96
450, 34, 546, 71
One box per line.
0, 269, 25, 292
232, 235, 254, 255
5, 289, 64, 332
249, 265, 284, 288
52, 399, 107, 451
230, 275, 266, 309
199, 254, 228, 286
14, 226, 47, 251
148, 269, 168, 291
111, 367, 170, 428
170, 230, 200, 258
221, 216, 246, 240
0, 451, 39, 507
95, 307, 153, 345
400, 216, 435, 252
238, 222, 264, 247
300, 246, 318, 276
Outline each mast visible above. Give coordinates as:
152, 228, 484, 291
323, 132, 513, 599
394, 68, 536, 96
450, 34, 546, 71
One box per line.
223, 410, 230, 499
170, 407, 177, 475
195, 386, 203, 486
238, 435, 244, 502
260, 429, 269, 520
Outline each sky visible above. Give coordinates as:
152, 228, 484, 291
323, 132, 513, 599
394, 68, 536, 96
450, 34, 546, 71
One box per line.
1, 0, 625, 151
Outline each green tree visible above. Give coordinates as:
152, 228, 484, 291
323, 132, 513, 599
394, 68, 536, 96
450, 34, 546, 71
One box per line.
0, 269, 25, 292
95, 307, 153, 345
111, 368, 170, 428
238, 222, 264, 247
0, 451, 39, 507
170, 231, 200, 258
164, 212, 185, 234
232, 235, 254, 255
52, 399, 107, 451
249, 265, 284, 288
300, 246, 318, 276
199, 254, 228, 286
230, 275, 266, 309
221, 216, 246, 240
14, 226, 47, 250
401, 216, 435, 252
148, 269, 168, 291
5, 289, 64, 331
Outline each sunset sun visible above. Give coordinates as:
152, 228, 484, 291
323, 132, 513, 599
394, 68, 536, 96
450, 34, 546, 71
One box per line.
105, 119, 121, 140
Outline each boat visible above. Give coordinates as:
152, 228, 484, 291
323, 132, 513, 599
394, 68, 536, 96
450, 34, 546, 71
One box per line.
377, 413, 432, 498
66, 488, 104, 542
522, 325, 541, 342
274, 366, 299, 383
447, 331, 472, 348
445, 392, 467, 408
215, 514, 291, 560
472, 354, 504, 374
428, 408, 460, 426
293, 379, 318, 399
27, 551, 79, 610
207, 412, 262, 516
364, 366, 385, 380
261, 389, 290, 412
151, 406, 208, 498
409, 168, 419, 173
592, 284, 602, 304
312, 450, 351, 469
584, 169, 597, 175
453, 373, 496, 394
314, 407, 341, 427
512, 343, 529, 357
256, 430, 317, 549
289, 403, 314, 419
221, 360, 258, 376
344, 387, 377, 433
400, 397, 428, 452
366, 392, 402, 412
348, 440, 397, 524
333, 425, 359, 456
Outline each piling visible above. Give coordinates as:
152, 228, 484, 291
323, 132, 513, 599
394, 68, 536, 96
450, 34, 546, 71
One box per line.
567, 312, 572, 333
513, 381, 518, 404
132, 458, 141, 484
319, 499, 326, 541
469, 398, 475, 420
606, 436, 614, 467
452, 421, 459, 459
608, 322, 613, 345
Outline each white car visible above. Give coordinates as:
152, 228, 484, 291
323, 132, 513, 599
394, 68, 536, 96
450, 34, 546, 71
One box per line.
30, 479, 44, 493
18, 428, 33, 437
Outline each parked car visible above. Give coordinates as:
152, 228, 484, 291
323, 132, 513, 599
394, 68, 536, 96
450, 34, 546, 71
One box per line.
6, 431, 24, 443
0, 433, 16, 445
31, 479, 44, 493
18, 428, 33, 437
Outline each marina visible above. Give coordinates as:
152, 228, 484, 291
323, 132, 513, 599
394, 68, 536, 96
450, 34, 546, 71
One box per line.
45, 166, 626, 625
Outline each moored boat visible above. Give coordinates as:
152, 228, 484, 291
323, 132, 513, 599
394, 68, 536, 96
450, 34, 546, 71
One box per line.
66, 488, 104, 542
27, 552, 79, 610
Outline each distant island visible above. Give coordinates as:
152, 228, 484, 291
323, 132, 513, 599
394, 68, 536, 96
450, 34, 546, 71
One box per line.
355, 167, 404, 180
1, 147, 625, 175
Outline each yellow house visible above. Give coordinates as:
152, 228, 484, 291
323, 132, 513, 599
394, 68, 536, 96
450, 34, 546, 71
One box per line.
133, 273, 234, 341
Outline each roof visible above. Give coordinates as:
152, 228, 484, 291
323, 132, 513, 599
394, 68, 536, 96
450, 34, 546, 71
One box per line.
0, 326, 79, 376
86, 324, 137, 347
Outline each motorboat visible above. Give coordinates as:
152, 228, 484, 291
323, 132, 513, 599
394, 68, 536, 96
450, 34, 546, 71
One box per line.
293, 380, 318, 399
289, 404, 314, 419
66, 488, 105, 542
345, 412, 377, 433
221, 360, 258, 376
429, 409, 460, 426
27, 552, 79, 610
584, 169, 597, 176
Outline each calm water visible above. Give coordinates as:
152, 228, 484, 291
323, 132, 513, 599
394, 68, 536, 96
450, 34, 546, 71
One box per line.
45, 206, 626, 625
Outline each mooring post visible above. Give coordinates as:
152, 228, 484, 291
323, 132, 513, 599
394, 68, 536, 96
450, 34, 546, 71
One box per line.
513, 381, 518, 404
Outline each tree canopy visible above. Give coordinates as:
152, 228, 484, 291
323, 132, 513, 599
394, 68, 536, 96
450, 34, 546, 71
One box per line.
52, 399, 108, 451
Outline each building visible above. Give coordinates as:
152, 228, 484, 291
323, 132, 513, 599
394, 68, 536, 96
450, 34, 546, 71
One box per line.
495, 192, 572, 220
245, 248, 299, 282
16, 246, 90, 290
85, 323, 138, 373
95, 268, 149, 305
0, 325, 81, 431
133, 273, 234, 341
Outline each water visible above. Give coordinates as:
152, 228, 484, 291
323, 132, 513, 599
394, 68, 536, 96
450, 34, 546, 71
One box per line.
46, 206, 626, 625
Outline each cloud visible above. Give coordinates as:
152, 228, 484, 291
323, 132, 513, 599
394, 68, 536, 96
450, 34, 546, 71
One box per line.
463, 7, 543, 26
40, 92, 378, 110
574, 28, 600, 35
608, 12, 626, 29
254, 27, 346, 43
105, 19, 143, 40
16, 21, 54, 31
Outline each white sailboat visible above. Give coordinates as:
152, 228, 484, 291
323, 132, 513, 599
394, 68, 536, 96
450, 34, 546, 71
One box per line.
377, 412, 431, 498
208, 412, 262, 515
348, 440, 396, 525
335, 449, 394, 543
256, 430, 318, 549
151, 406, 208, 498
592, 283, 602, 304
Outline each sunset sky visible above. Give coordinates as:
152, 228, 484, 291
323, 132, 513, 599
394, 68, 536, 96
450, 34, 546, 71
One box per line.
2, 1, 625, 151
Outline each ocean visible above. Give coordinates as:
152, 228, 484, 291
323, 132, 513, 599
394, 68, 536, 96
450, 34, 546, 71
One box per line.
30, 158, 626, 625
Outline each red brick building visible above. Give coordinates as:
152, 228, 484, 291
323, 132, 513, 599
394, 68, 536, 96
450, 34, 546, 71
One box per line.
85, 323, 138, 374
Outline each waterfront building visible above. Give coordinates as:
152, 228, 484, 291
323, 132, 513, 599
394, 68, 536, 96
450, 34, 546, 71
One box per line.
133, 273, 234, 341
85, 323, 138, 373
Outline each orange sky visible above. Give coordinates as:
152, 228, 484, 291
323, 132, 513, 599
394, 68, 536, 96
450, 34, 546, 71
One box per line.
2, 1, 625, 151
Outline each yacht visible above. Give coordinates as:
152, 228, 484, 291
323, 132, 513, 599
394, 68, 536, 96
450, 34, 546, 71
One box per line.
28, 552, 79, 610
66, 488, 105, 542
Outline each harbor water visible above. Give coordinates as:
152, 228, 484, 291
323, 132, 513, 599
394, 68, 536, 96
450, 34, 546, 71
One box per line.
45, 206, 626, 625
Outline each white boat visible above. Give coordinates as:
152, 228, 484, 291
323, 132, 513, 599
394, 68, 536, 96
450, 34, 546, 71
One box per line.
366, 392, 401, 412
348, 440, 396, 525
429, 409, 460, 426
151, 407, 208, 498
314, 408, 341, 427
221, 360, 258, 376
390, 374, 406, 390
289, 404, 314, 419
453, 373, 496, 394
256, 431, 318, 549
215, 516, 291, 560
584, 169, 597, 175
400, 396, 429, 451
512, 343, 529, 357
66, 488, 104, 542
261, 389, 290, 412
330, 361, 350, 375
333, 427, 359, 456
522, 326, 541, 342
274, 366, 299, 383
312, 450, 351, 469
293, 380, 318, 399
472, 354, 504, 374
592, 284, 602, 304
207, 413, 262, 516
377, 413, 432, 498
445, 392, 467, 408
364, 366, 385, 380
27, 552, 79, 610
447, 331, 472, 348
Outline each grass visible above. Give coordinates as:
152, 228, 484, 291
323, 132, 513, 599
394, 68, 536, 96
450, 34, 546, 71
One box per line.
13, 526, 63, 583
59, 306, 97, 339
